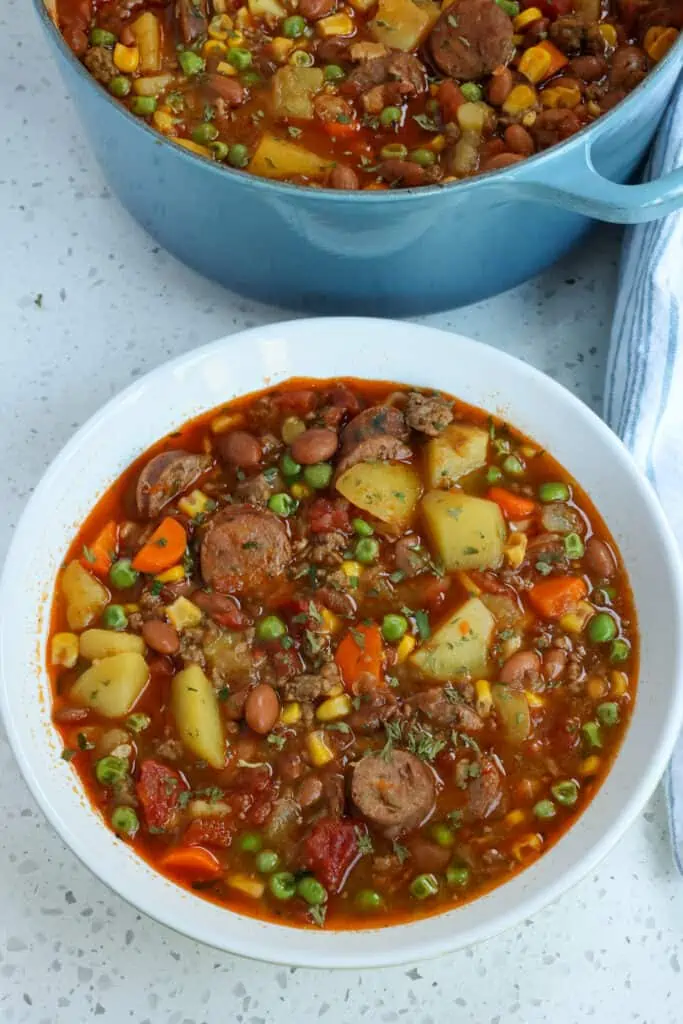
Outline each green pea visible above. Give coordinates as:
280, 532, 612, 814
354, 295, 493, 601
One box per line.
109, 558, 139, 590
533, 799, 556, 820
179, 50, 206, 76
486, 466, 503, 485
256, 849, 280, 873
268, 492, 298, 517
502, 454, 524, 477
379, 105, 402, 127
355, 888, 383, 911
109, 76, 132, 98
410, 873, 439, 899
102, 605, 128, 631
597, 701, 620, 726
551, 779, 579, 806
610, 638, 630, 663
430, 823, 455, 848
354, 537, 380, 565
111, 805, 139, 837
495, 0, 520, 14
90, 27, 117, 47
460, 82, 482, 102
564, 533, 585, 559
240, 70, 263, 85
382, 613, 408, 643
269, 871, 297, 900
227, 143, 250, 168
281, 452, 302, 479
303, 463, 333, 490
256, 615, 286, 642
192, 122, 219, 145
131, 96, 157, 117
210, 141, 230, 161
408, 148, 436, 167
446, 863, 470, 887
582, 721, 602, 749
352, 518, 374, 537
239, 831, 263, 853
324, 64, 345, 82
380, 143, 408, 160
95, 756, 128, 786
282, 15, 307, 37
539, 481, 570, 503
126, 713, 151, 734
588, 612, 617, 644
297, 876, 327, 906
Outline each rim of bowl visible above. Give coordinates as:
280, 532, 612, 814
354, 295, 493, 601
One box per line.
36, 0, 683, 204
2, 317, 683, 967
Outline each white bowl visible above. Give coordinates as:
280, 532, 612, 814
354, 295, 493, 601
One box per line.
2, 317, 682, 968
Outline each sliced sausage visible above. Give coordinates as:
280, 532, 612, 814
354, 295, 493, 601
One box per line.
404, 391, 453, 436
584, 536, 617, 578
466, 757, 503, 820
336, 434, 413, 476
430, 0, 515, 81
178, 0, 208, 44
342, 52, 427, 100
135, 450, 211, 519
351, 750, 436, 837
341, 405, 409, 451
200, 505, 291, 596
409, 688, 483, 731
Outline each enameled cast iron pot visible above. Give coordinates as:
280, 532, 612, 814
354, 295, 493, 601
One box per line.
38, 0, 683, 314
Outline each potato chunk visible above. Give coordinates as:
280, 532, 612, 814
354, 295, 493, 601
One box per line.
369, 0, 439, 50
170, 665, 226, 769
79, 629, 146, 660
421, 491, 506, 571
61, 560, 110, 631
336, 463, 421, 527
272, 67, 324, 120
492, 684, 531, 743
425, 424, 489, 489
249, 134, 333, 180
70, 653, 149, 717
411, 597, 495, 681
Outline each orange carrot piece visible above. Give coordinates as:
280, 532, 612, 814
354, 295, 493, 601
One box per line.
335, 625, 384, 690
487, 487, 537, 519
528, 576, 588, 619
322, 118, 360, 138
131, 517, 187, 574
537, 40, 569, 79
160, 845, 222, 882
80, 520, 118, 578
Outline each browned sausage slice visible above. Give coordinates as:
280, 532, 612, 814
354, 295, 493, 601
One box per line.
336, 434, 413, 477
341, 405, 409, 451
351, 750, 436, 836
430, 0, 515, 80
178, 0, 208, 44
408, 688, 483, 731
135, 450, 211, 519
200, 505, 291, 596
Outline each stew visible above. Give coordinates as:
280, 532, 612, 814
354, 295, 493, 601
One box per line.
49, 378, 637, 929
54, 0, 681, 189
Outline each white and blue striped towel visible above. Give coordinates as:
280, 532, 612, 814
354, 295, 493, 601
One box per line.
605, 73, 683, 872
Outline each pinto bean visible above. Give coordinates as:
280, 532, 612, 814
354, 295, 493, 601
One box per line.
543, 648, 567, 682
244, 684, 280, 735
499, 650, 541, 687
480, 152, 525, 172
330, 165, 360, 190
299, 0, 336, 19
504, 124, 535, 156
568, 55, 608, 81
142, 620, 180, 655
216, 430, 263, 468
206, 73, 246, 107
298, 775, 324, 807
290, 428, 339, 465
486, 66, 514, 106
585, 537, 617, 579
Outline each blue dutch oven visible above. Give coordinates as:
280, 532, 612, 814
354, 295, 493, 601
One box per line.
38, 0, 683, 315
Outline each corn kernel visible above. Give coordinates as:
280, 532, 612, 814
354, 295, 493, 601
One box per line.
216, 59, 238, 76
178, 489, 213, 520
514, 6, 542, 29
233, 6, 250, 31
512, 833, 543, 861
340, 560, 363, 579
429, 82, 440, 97
519, 445, 539, 458
505, 809, 527, 827
457, 101, 489, 133
226, 873, 265, 898
521, 110, 537, 127
203, 39, 227, 57
327, 683, 344, 698
51, 632, 79, 668
153, 109, 176, 135
174, 138, 212, 158
475, 679, 492, 716
586, 675, 607, 700
525, 690, 545, 708
396, 634, 416, 664
512, 33, 524, 44
166, 596, 203, 630
307, 730, 335, 766
228, 29, 246, 46
154, 564, 186, 584
270, 36, 295, 62
610, 670, 629, 697
519, 45, 552, 84
598, 23, 617, 48
316, 12, 354, 37
281, 416, 306, 444
580, 755, 601, 776
587, 99, 602, 117
114, 43, 140, 73
559, 601, 594, 634
457, 571, 481, 596
428, 133, 446, 153
208, 13, 234, 39
502, 84, 538, 116
541, 83, 581, 109
281, 701, 302, 725
504, 531, 528, 569
290, 482, 312, 501
644, 25, 678, 62
211, 412, 244, 434
122, 603, 140, 614
316, 694, 352, 721
320, 607, 342, 634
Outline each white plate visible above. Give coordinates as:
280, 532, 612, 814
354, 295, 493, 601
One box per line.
1, 317, 682, 968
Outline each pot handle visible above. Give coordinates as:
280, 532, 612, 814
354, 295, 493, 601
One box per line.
511, 133, 683, 225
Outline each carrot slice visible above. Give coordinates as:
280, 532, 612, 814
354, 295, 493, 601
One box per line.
160, 845, 222, 881
131, 517, 187, 574
322, 119, 360, 138
487, 487, 537, 519
335, 624, 384, 690
536, 40, 569, 79
80, 520, 118, 578
528, 576, 588, 619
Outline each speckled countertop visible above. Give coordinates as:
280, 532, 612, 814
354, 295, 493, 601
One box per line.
2, 1, 683, 1021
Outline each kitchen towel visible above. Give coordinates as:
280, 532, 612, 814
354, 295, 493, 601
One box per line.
605, 72, 683, 872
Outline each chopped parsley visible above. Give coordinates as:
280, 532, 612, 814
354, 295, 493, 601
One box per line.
389, 570, 405, 584
326, 722, 351, 734
309, 904, 327, 927
415, 610, 431, 640
355, 827, 373, 855
350, 628, 366, 650
266, 733, 286, 750
217, 686, 230, 701
393, 841, 409, 863
82, 545, 96, 564
150, 579, 163, 597
61, 748, 76, 762
447, 809, 463, 828
77, 732, 94, 751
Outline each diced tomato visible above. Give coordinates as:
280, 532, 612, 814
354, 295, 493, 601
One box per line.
523, 0, 573, 18
309, 498, 351, 535
468, 570, 511, 596
271, 645, 305, 681
136, 760, 188, 832
211, 601, 249, 630
229, 766, 276, 826
304, 818, 360, 893
321, 384, 361, 421
421, 576, 451, 612
184, 816, 234, 849
276, 388, 317, 415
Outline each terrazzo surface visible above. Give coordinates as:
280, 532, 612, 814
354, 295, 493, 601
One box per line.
2, 0, 683, 1020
